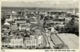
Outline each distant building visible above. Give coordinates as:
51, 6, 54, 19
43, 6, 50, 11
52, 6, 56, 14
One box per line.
2, 28, 11, 36
50, 27, 55, 33
4, 22, 10, 26
57, 24, 65, 27
5, 14, 13, 22
25, 16, 28, 19
30, 16, 38, 24
58, 16, 65, 20
65, 17, 72, 23
10, 24, 18, 30
15, 19, 27, 24
46, 20, 64, 25
19, 23, 31, 31
75, 17, 79, 22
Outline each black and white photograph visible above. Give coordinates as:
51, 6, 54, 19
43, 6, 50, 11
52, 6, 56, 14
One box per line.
1, 0, 79, 49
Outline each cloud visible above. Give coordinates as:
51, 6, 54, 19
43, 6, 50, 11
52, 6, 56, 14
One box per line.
1, 0, 79, 9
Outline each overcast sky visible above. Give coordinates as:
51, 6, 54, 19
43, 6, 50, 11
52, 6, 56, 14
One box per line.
1, 0, 79, 9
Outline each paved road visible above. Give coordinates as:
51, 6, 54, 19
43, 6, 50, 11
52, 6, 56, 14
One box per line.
41, 28, 55, 48
42, 32, 50, 47
47, 35, 55, 48
44, 32, 55, 49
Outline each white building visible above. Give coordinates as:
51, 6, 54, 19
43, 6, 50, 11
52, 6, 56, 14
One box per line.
5, 15, 13, 22
30, 16, 38, 24
15, 20, 26, 24
58, 16, 65, 20
24, 36, 37, 49
25, 16, 28, 19
19, 23, 31, 31
37, 35, 43, 47
10, 36, 24, 48
2, 42, 10, 48
65, 17, 72, 23
4, 22, 10, 26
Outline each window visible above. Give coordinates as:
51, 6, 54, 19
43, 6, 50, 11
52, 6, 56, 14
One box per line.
27, 46, 28, 48
32, 46, 35, 48
6, 15, 10, 19
16, 46, 18, 48
2, 45, 4, 47
41, 43, 43, 45
38, 44, 40, 46
18, 12, 21, 14
20, 46, 22, 48
29, 46, 32, 48
5, 45, 7, 47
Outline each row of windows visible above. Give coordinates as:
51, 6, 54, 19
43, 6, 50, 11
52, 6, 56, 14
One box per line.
11, 41, 23, 43
10, 43, 23, 45
2, 45, 23, 48
2, 45, 36, 48
2, 43, 42, 48
25, 46, 36, 48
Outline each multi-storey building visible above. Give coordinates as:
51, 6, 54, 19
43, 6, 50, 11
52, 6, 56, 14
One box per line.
37, 35, 44, 48
10, 36, 24, 48
2, 36, 11, 48
24, 35, 37, 49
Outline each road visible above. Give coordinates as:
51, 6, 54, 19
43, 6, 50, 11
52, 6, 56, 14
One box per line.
47, 35, 55, 48
42, 32, 55, 49
42, 32, 50, 47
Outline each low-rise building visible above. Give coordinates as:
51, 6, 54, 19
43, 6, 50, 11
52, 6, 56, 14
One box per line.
2, 28, 11, 36
15, 19, 27, 24
4, 22, 10, 26
58, 16, 65, 20
5, 15, 13, 22
10, 24, 18, 30
19, 23, 31, 31
30, 16, 38, 24
65, 17, 72, 23
46, 20, 64, 25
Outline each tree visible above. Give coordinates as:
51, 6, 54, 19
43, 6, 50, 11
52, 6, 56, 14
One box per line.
1, 15, 6, 25
65, 17, 79, 36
